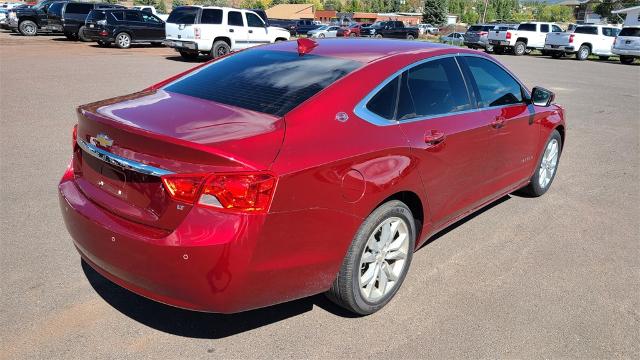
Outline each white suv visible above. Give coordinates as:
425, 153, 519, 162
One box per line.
164, 6, 290, 60
612, 26, 640, 64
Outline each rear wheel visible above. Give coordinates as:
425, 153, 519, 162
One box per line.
375, 34, 383, 39
576, 45, 590, 60
210, 40, 230, 59
326, 200, 415, 315
18, 20, 37, 36
77, 25, 90, 42
519, 130, 562, 197
115, 32, 131, 49
620, 55, 635, 64
179, 51, 199, 60
514, 41, 526, 56
406, 34, 414, 40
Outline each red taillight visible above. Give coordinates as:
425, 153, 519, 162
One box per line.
506, 32, 511, 40
72, 124, 78, 149
161, 172, 277, 213
194, 27, 201, 39
569, 34, 574, 44
99, 30, 108, 36
479, 31, 488, 36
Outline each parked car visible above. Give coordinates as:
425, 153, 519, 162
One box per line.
307, 25, 340, 38
84, 9, 165, 48
417, 23, 438, 35
294, 19, 321, 36
4, 4, 28, 31
365, 20, 419, 40
59, 38, 565, 315
440, 31, 465, 45
164, 6, 290, 60
464, 23, 516, 52
132, 5, 168, 21
544, 24, 621, 60
612, 26, 640, 64
489, 22, 563, 55
47, 1, 124, 41
337, 23, 364, 37
268, 18, 297, 35
12, 0, 59, 36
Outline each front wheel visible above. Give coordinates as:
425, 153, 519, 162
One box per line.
514, 41, 527, 56
115, 32, 131, 49
519, 130, 562, 197
326, 200, 415, 315
18, 20, 37, 36
620, 55, 635, 64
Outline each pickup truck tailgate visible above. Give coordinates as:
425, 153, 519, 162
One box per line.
545, 32, 571, 46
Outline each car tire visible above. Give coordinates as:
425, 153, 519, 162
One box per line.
514, 41, 526, 56
319, 33, 325, 38
375, 34, 383, 39
210, 40, 230, 59
576, 45, 590, 60
18, 20, 37, 36
485, 44, 494, 52
179, 51, 199, 60
620, 55, 635, 64
551, 51, 563, 58
114, 32, 131, 49
406, 34, 414, 40
97, 40, 110, 47
77, 26, 90, 42
326, 200, 416, 315
349, 32, 356, 37
493, 46, 504, 55
519, 130, 562, 197
598, 55, 609, 60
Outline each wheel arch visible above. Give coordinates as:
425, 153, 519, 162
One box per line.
374, 191, 425, 245
274, 37, 288, 42
580, 42, 592, 51
555, 124, 565, 149
516, 37, 528, 45
214, 36, 231, 48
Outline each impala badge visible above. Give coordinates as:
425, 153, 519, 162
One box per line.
91, 133, 113, 148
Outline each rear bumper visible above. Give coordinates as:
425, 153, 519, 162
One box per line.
489, 40, 510, 46
612, 48, 640, 56
544, 44, 574, 52
464, 39, 488, 47
59, 169, 357, 313
163, 39, 199, 52
85, 28, 113, 42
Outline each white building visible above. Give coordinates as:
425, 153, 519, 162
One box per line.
612, 5, 640, 27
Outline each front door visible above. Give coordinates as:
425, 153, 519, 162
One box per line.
140, 12, 164, 40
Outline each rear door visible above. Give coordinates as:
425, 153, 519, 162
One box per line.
458, 55, 539, 195
245, 10, 269, 46
394, 57, 491, 227
226, 10, 248, 49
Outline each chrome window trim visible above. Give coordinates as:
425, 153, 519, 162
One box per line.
353, 52, 531, 126
77, 139, 174, 177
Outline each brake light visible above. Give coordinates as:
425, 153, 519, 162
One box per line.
569, 34, 574, 43
506, 32, 511, 40
479, 31, 488, 36
72, 124, 78, 149
194, 27, 201, 39
99, 30, 108, 36
161, 172, 277, 213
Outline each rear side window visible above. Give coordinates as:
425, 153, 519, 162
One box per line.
49, 2, 64, 16
574, 26, 598, 35
552, 25, 562, 32
396, 58, 472, 120
518, 23, 536, 32
540, 24, 549, 32
366, 77, 399, 120
228, 11, 243, 26
602, 27, 619, 37
87, 10, 106, 21
111, 11, 124, 21
462, 57, 523, 108
65, 3, 93, 15
200, 9, 222, 24
619, 27, 640, 36
164, 50, 362, 117
167, 7, 198, 24
246, 12, 264, 27
125, 11, 142, 22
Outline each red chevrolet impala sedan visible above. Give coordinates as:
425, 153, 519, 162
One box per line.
59, 38, 565, 315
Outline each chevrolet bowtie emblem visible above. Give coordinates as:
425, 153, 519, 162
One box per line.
92, 133, 113, 148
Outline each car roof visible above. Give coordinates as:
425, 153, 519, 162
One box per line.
264, 38, 458, 63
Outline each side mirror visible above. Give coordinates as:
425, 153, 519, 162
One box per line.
531, 86, 555, 107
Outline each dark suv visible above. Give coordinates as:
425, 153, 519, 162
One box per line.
47, 1, 124, 41
84, 9, 165, 48
14, 0, 59, 36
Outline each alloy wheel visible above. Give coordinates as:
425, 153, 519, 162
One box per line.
117, 34, 130, 48
359, 217, 410, 302
539, 138, 559, 189
21, 22, 36, 35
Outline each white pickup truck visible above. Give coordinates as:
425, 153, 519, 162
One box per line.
544, 24, 621, 60
164, 6, 290, 60
488, 22, 563, 55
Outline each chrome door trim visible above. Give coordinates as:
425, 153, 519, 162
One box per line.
353, 52, 532, 126
77, 139, 174, 177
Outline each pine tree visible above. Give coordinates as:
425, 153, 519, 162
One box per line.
423, 0, 447, 26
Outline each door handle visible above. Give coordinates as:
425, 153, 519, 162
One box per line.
491, 116, 506, 129
424, 130, 445, 145
229, 29, 234, 33
248, 29, 253, 33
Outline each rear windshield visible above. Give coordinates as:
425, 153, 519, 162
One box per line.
468, 25, 483, 31
164, 50, 362, 116
87, 10, 106, 21
167, 6, 198, 24
619, 27, 640, 37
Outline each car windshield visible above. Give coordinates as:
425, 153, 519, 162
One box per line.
167, 6, 198, 24
619, 27, 640, 37
164, 50, 362, 117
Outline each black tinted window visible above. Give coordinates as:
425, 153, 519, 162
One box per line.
167, 7, 198, 24
396, 58, 471, 120
200, 9, 222, 24
602, 27, 619, 37
552, 25, 562, 32
518, 23, 536, 31
165, 50, 361, 117
228, 11, 243, 26
619, 27, 640, 36
468, 25, 482, 31
111, 11, 124, 21
366, 77, 399, 120
125, 11, 141, 22
49, 2, 63, 16
575, 26, 597, 35
246, 12, 263, 27
540, 24, 549, 32
462, 57, 523, 108
65, 3, 93, 14
87, 10, 106, 21
141, 12, 160, 23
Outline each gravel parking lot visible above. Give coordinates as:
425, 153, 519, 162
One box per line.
1, 32, 638, 359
